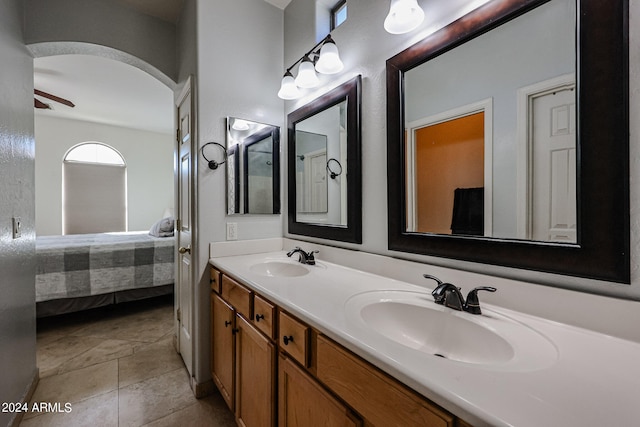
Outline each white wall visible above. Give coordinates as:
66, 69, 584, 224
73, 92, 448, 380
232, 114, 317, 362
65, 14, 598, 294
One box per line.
282, 0, 640, 302
24, 0, 177, 84
193, 0, 284, 385
0, 0, 38, 424
35, 115, 174, 235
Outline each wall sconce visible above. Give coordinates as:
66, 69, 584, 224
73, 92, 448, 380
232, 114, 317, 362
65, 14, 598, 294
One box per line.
384, 0, 425, 34
278, 34, 344, 100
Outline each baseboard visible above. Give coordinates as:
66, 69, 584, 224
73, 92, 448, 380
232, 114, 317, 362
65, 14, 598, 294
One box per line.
191, 378, 215, 399
10, 368, 39, 427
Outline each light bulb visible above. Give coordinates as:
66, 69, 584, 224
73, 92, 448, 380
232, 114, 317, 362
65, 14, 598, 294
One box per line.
277, 71, 301, 100
295, 57, 320, 88
315, 37, 344, 75
232, 119, 249, 131
384, 0, 425, 34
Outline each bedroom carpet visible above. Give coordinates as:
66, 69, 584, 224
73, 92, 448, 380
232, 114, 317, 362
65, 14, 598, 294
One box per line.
20, 296, 236, 427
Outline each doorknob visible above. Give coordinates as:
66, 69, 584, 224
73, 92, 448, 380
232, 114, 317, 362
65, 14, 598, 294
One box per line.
178, 245, 191, 254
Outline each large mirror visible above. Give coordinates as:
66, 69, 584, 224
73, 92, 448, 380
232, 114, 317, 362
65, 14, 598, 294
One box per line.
387, 0, 629, 282
226, 117, 280, 214
288, 75, 362, 243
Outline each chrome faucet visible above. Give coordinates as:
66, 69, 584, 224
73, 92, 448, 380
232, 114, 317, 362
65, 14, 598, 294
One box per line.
423, 274, 496, 315
286, 247, 318, 265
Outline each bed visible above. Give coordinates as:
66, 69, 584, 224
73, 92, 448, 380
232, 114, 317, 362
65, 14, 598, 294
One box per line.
36, 231, 175, 317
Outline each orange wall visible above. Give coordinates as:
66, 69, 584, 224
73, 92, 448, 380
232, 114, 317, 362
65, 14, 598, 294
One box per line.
415, 112, 484, 233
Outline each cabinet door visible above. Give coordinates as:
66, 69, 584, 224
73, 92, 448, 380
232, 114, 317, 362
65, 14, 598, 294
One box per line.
316, 336, 454, 427
236, 315, 276, 427
212, 293, 235, 411
279, 354, 361, 427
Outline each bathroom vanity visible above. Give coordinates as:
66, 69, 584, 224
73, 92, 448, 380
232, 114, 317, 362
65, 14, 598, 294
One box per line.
209, 243, 640, 427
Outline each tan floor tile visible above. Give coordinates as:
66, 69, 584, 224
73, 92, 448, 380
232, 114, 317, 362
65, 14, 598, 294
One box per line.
27, 360, 118, 414
142, 392, 236, 427
71, 314, 173, 343
118, 339, 185, 388
20, 390, 118, 427
58, 339, 137, 374
36, 336, 106, 379
118, 368, 197, 427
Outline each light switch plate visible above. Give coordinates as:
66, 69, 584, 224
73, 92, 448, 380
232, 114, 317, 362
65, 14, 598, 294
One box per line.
226, 222, 238, 241
12, 217, 21, 239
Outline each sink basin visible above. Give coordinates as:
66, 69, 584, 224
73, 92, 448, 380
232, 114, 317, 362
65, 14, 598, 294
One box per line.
345, 290, 557, 371
249, 261, 309, 277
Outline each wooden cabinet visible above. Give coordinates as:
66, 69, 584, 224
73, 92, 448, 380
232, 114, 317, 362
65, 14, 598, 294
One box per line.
279, 311, 310, 367
211, 293, 235, 411
211, 267, 474, 427
279, 354, 361, 427
236, 315, 276, 427
316, 335, 454, 427
212, 270, 276, 426
210, 267, 222, 293
254, 295, 276, 339
221, 275, 252, 318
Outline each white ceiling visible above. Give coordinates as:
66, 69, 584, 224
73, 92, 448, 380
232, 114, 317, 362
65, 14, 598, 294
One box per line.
34, 54, 175, 134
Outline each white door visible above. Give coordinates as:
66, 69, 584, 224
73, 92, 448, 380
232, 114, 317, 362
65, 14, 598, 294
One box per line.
176, 80, 193, 374
303, 150, 327, 213
531, 86, 576, 242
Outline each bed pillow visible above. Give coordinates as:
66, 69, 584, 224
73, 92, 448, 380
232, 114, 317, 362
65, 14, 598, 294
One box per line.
149, 217, 175, 237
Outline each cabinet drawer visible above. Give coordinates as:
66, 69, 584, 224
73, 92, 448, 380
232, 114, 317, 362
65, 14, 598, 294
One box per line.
210, 267, 222, 293
221, 275, 252, 318
278, 311, 309, 367
316, 335, 455, 427
254, 295, 276, 339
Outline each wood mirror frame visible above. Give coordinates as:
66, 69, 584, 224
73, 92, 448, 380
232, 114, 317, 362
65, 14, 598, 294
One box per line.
288, 75, 362, 244
386, 0, 629, 283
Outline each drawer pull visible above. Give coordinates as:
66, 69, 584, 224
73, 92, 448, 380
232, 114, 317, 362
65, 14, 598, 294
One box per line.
225, 320, 232, 327
283, 335, 294, 345
255, 314, 265, 322
232, 328, 239, 335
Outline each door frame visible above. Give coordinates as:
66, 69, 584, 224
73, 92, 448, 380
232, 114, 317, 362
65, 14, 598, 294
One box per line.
406, 98, 493, 236
174, 75, 198, 374
516, 73, 575, 239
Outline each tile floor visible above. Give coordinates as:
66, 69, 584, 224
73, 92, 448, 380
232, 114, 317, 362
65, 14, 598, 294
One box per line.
21, 295, 236, 427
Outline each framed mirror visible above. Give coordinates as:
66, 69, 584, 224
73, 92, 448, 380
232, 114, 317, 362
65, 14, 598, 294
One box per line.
226, 117, 280, 214
387, 0, 629, 283
288, 75, 362, 243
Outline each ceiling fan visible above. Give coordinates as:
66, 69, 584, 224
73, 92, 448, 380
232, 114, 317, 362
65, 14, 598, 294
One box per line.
34, 89, 75, 110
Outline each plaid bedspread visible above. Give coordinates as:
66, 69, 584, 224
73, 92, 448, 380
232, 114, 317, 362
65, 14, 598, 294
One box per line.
36, 232, 175, 302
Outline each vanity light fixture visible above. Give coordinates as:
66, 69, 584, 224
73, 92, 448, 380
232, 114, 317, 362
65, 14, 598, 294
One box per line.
295, 56, 320, 88
231, 118, 250, 131
278, 34, 344, 100
384, 0, 425, 34
277, 71, 302, 100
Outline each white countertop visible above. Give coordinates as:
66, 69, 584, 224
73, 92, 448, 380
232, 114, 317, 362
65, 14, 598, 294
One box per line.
210, 251, 640, 427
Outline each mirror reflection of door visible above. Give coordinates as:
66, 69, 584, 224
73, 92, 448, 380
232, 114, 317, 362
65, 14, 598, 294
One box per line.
227, 145, 240, 214
406, 99, 492, 236
245, 135, 274, 214
530, 84, 576, 242
295, 131, 328, 217
413, 112, 484, 235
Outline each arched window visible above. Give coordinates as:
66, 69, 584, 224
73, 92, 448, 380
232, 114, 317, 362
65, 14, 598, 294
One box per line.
63, 142, 127, 234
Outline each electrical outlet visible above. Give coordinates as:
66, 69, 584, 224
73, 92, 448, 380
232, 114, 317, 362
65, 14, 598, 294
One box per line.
12, 217, 21, 239
226, 222, 238, 241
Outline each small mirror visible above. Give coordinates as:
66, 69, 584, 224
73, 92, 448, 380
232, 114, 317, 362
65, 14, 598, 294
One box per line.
288, 76, 362, 243
226, 117, 280, 214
